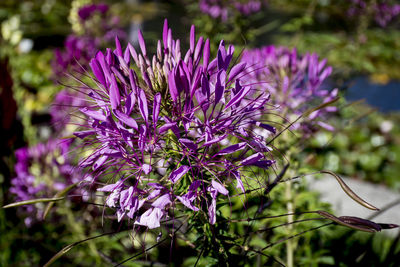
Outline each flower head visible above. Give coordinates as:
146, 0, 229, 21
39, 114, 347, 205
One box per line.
199, 0, 264, 21
240, 45, 338, 135
52, 3, 126, 79
10, 139, 83, 226
348, 0, 400, 27
73, 19, 275, 228
77, 3, 109, 21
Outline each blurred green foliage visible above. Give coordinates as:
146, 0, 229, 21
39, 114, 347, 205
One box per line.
0, 0, 70, 38
319, 227, 400, 266
0, 0, 69, 143
275, 29, 400, 81
305, 100, 400, 189
187, 0, 400, 80
3, 47, 61, 142
185, 1, 268, 52
268, 0, 400, 80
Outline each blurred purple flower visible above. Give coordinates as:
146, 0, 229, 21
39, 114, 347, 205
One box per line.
10, 139, 83, 226
199, 0, 229, 21
78, 3, 109, 21
374, 2, 400, 27
53, 35, 99, 77
240, 45, 338, 135
52, 3, 126, 79
199, 0, 264, 21
348, 0, 400, 27
234, 0, 262, 15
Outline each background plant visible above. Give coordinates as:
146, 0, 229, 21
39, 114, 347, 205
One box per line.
1, 1, 400, 266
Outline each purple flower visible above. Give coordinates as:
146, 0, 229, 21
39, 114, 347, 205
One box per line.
72, 19, 275, 228
240, 45, 338, 135
200, 0, 229, 21
374, 2, 400, 27
199, 0, 264, 21
177, 181, 201, 211
78, 3, 109, 21
233, 0, 262, 15
10, 139, 83, 226
348, 0, 400, 27
52, 3, 126, 80
135, 208, 165, 229
170, 166, 190, 184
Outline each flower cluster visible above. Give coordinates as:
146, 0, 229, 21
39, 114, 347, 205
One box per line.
10, 139, 83, 226
77, 3, 109, 20
234, 0, 263, 15
53, 35, 98, 78
348, 0, 400, 27
240, 45, 338, 135
199, 0, 264, 21
74, 20, 275, 228
52, 3, 126, 79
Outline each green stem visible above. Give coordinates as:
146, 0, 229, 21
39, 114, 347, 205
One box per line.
285, 177, 294, 267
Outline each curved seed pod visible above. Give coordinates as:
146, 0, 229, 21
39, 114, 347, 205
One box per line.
339, 216, 381, 231
378, 223, 399, 229
320, 170, 379, 211
317, 211, 377, 233
44, 243, 76, 267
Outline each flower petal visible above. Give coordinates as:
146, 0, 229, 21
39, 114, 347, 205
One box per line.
153, 93, 161, 125
215, 142, 247, 156
152, 194, 171, 209
211, 180, 228, 195
241, 152, 264, 166
109, 75, 120, 110
135, 208, 163, 229
89, 58, 106, 88
208, 198, 216, 224
169, 166, 190, 184
228, 62, 246, 83
214, 70, 226, 104
138, 89, 148, 124
137, 29, 147, 56
179, 138, 197, 151
114, 110, 138, 130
